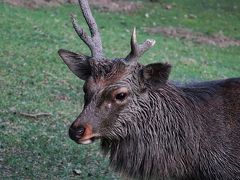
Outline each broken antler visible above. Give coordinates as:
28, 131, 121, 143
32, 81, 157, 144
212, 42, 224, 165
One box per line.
126, 28, 156, 62
71, 0, 103, 59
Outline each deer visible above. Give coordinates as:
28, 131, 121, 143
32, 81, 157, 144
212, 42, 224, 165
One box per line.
58, 0, 240, 179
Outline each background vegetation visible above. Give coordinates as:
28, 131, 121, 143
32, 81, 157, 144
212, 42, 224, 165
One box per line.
0, 0, 239, 179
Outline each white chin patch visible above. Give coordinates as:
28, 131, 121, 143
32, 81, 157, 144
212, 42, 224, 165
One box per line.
79, 139, 93, 145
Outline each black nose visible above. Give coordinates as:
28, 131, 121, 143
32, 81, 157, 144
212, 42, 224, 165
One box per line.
69, 125, 85, 142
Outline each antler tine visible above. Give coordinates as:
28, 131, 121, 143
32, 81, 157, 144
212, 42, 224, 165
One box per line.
126, 28, 156, 62
72, 0, 103, 59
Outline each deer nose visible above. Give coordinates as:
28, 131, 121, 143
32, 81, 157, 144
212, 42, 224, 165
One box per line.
69, 125, 85, 142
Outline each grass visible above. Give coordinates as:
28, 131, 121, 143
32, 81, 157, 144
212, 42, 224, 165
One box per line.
0, 0, 239, 179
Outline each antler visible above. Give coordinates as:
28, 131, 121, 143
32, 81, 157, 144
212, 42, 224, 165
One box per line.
126, 28, 156, 62
71, 0, 103, 59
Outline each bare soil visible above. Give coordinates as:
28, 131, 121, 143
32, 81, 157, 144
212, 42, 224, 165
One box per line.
89, 0, 141, 12
3, 0, 142, 12
145, 27, 240, 47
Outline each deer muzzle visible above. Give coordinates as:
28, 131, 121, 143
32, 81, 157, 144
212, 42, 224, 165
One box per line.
69, 123, 100, 144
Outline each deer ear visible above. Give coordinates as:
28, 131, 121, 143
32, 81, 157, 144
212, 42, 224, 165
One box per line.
141, 63, 171, 87
58, 49, 91, 80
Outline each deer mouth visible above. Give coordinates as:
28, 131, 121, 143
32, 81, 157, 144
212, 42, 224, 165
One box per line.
77, 133, 101, 145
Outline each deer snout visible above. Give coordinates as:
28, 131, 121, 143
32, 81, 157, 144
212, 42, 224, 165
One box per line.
69, 123, 100, 145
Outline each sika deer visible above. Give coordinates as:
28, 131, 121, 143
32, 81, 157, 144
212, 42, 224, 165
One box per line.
58, 0, 240, 179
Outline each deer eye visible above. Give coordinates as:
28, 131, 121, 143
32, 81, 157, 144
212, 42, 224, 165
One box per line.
115, 92, 128, 101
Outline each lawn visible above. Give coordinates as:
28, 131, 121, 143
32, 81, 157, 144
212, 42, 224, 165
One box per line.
0, 0, 239, 179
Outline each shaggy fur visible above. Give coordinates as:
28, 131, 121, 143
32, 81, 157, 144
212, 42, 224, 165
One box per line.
101, 77, 240, 180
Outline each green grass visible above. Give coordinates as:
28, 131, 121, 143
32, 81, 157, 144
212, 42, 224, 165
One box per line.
0, 0, 240, 179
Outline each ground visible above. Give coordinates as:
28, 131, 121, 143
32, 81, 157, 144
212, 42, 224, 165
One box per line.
0, 0, 240, 179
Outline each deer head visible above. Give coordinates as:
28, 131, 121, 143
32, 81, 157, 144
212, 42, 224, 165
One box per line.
58, 0, 171, 145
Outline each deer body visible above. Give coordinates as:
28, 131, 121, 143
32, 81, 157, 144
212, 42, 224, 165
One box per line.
101, 78, 240, 180
58, 1, 240, 179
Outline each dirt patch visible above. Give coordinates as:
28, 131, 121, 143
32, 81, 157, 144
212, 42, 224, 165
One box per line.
89, 0, 142, 13
3, 0, 142, 12
145, 27, 240, 48
3, 0, 66, 8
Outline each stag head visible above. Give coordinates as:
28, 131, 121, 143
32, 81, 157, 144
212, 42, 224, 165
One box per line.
58, 0, 171, 145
